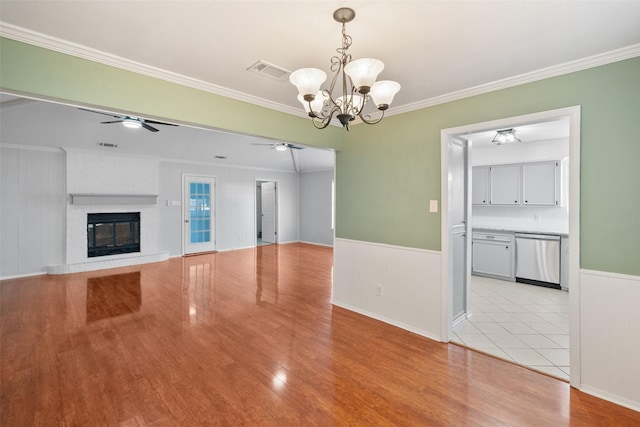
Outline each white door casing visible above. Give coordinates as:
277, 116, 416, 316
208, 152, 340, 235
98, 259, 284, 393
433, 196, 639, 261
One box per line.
448, 137, 470, 325
440, 106, 581, 388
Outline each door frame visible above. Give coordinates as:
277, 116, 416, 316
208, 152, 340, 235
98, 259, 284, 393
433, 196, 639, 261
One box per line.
447, 136, 472, 326
440, 106, 581, 388
255, 179, 279, 245
182, 174, 217, 255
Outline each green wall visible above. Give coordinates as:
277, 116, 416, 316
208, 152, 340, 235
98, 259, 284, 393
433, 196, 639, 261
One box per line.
0, 38, 344, 150
1, 37, 639, 276
338, 57, 640, 276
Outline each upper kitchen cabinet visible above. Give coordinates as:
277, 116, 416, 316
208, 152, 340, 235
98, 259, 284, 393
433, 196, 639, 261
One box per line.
522, 161, 559, 206
472, 166, 490, 205
490, 164, 521, 205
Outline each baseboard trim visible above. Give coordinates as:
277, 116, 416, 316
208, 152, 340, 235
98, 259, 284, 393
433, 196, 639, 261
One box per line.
298, 240, 334, 248
0, 271, 48, 281
580, 385, 640, 413
332, 300, 442, 343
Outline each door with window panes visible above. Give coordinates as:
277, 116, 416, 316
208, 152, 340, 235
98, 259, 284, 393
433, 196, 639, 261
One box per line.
184, 175, 216, 254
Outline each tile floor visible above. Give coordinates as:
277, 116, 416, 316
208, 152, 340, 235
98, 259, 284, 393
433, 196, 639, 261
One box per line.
452, 275, 570, 381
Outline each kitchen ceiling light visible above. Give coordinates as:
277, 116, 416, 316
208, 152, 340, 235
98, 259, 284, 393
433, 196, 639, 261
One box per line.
492, 128, 522, 145
289, 7, 400, 130
274, 144, 288, 152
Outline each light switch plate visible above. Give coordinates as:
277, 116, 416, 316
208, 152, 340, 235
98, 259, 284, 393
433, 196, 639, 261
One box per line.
429, 200, 438, 213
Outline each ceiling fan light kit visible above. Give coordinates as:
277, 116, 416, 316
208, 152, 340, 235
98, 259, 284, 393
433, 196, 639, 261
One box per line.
289, 7, 401, 130
122, 118, 142, 129
80, 108, 178, 133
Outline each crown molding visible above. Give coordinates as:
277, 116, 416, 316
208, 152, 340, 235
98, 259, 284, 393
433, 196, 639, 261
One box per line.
2, 22, 639, 121
0, 23, 305, 119
386, 43, 640, 117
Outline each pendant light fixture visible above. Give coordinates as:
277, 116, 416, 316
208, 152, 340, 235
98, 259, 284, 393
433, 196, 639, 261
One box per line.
289, 8, 401, 130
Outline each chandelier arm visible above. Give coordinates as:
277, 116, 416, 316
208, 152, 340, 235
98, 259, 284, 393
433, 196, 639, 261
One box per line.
359, 109, 385, 125
312, 106, 339, 129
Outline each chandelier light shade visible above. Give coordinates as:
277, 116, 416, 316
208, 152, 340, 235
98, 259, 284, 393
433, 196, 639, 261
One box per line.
289, 68, 327, 100
343, 58, 384, 92
290, 7, 400, 130
370, 80, 402, 109
492, 128, 522, 145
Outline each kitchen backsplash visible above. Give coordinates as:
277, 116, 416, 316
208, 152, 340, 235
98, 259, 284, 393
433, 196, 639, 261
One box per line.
472, 205, 569, 234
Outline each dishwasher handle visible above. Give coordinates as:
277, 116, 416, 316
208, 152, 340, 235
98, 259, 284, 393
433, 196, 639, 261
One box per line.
515, 233, 560, 241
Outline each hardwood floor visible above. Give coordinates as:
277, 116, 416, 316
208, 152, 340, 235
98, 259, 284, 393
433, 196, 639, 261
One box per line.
2, 243, 638, 426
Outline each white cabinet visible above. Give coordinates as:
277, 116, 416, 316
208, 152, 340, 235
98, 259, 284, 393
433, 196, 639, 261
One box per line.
522, 161, 559, 206
490, 164, 521, 205
472, 232, 514, 280
473, 161, 561, 207
472, 166, 490, 205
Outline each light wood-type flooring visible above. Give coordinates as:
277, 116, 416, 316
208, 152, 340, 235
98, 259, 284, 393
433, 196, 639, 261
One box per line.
2, 243, 639, 425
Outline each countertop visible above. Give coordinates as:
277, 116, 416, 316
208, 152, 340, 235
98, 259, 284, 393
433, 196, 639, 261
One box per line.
472, 225, 569, 236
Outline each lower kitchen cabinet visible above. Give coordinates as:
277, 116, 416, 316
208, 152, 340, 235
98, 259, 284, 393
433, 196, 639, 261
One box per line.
472, 232, 515, 280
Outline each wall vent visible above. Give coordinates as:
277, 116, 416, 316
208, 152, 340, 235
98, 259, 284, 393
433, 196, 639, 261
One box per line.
98, 142, 118, 148
247, 60, 291, 81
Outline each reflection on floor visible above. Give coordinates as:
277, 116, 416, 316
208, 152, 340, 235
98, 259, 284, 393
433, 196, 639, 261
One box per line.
257, 237, 273, 246
452, 275, 570, 381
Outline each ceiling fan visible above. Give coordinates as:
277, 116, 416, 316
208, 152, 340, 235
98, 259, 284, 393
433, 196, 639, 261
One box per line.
251, 142, 305, 151
80, 108, 178, 132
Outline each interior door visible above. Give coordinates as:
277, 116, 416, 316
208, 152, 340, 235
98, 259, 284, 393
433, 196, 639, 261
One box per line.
449, 137, 469, 324
183, 175, 216, 254
261, 181, 277, 244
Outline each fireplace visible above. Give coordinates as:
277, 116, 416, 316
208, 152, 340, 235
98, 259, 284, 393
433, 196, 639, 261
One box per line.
87, 212, 140, 257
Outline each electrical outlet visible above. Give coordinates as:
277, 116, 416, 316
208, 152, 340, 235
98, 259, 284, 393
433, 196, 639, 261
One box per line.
376, 284, 383, 297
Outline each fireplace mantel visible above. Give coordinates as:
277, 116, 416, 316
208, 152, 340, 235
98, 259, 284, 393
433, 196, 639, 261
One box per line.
70, 194, 158, 205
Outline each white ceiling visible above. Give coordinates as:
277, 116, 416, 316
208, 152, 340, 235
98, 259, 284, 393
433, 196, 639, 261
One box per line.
0, 94, 335, 172
0, 1, 638, 166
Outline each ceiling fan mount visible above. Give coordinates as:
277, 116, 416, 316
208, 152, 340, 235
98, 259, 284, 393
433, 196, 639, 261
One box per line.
80, 108, 178, 132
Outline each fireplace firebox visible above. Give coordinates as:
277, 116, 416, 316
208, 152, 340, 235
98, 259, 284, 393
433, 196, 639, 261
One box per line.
87, 212, 140, 257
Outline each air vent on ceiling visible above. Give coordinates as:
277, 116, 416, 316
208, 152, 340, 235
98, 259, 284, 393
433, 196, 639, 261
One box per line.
97, 142, 118, 148
247, 60, 291, 81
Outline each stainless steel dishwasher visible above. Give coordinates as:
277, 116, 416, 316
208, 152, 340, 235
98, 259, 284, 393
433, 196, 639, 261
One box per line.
515, 233, 561, 289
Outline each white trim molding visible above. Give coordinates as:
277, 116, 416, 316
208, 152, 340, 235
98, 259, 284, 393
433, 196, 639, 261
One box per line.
0, 23, 304, 119
2, 22, 638, 120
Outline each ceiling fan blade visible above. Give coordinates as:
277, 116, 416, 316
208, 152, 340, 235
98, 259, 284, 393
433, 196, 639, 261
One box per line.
141, 123, 159, 132
100, 120, 124, 124
79, 108, 122, 119
145, 119, 178, 127
286, 143, 305, 150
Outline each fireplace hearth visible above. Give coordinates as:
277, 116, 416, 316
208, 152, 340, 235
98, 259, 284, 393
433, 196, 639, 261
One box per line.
87, 212, 140, 257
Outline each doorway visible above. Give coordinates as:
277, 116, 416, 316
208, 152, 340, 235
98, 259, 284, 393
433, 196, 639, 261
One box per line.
183, 174, 216, 255
256, 180, 278, 246
440, 106, 581, 387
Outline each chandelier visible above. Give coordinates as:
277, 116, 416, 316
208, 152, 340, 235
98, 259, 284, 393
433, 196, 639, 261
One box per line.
289, 8, 401, 130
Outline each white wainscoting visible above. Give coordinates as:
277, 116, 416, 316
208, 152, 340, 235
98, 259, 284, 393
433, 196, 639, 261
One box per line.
333, 238, 442, 341
579, 269, 640, 412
